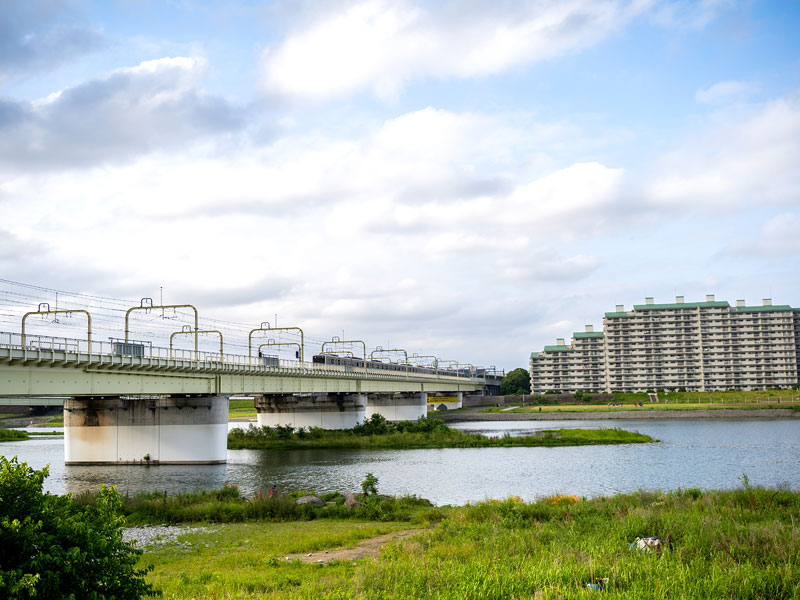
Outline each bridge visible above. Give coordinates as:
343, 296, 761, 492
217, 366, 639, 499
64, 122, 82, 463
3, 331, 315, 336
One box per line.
0, 305, 494, 465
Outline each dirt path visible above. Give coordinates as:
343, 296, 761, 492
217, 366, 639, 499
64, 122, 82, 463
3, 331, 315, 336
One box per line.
284, 529, 425, 564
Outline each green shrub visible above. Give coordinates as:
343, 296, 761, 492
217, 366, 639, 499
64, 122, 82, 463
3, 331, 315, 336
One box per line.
353, 413, 390, 435
362, 473, 379, 496
0, 456, 155, 599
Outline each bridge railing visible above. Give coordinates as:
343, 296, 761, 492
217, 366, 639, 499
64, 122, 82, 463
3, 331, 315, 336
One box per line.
0, 331, 480, 381
1, 332, 84, 355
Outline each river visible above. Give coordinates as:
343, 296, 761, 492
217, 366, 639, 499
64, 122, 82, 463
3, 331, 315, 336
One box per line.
2, 418, 798, 505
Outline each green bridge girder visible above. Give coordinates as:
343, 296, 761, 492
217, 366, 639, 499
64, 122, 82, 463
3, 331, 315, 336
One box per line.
0, 346, 484, 397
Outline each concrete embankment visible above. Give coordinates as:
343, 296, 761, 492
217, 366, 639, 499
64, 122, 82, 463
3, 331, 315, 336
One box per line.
435, 406, 800, 422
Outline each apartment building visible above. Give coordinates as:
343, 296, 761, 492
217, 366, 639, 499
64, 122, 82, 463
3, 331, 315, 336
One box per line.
530, 295, 799, 393
795, 308, 800, 384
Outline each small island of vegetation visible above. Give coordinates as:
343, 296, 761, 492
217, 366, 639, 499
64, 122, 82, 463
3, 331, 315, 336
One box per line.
0, 427, 30, 442
227, 414, 653, 450
0, 426, 63, 441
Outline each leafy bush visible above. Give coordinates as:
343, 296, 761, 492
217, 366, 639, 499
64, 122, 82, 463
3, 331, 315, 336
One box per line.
0, 456, 155, 599
393, 416, 450, 434
352, 413, 451, 436
362, 472, 379, 496
352, 413, 390, 436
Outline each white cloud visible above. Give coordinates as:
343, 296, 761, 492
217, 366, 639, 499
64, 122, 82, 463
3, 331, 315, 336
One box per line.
695, 80, 756, 105
0, 103, 635, 366
646, 92, 800, 207
4, 85, 797, 369
650, 0, 734, 30
259, 0, 648, 101
0, 57, 243, 171
724, 213, 800, 258
499, 251, 601, 282
502, 162, 626, 230
760, 213, 800, 250
424, 232, 529, 256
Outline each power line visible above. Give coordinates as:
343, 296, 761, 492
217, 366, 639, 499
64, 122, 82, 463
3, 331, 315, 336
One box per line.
0, 279, 472, 362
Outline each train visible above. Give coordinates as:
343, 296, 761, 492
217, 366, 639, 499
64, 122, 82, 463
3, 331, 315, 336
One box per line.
312, 353, 488, 378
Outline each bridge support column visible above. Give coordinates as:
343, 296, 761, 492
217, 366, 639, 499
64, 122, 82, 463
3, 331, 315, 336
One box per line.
366, 392, 427, 422
255, 393, 367, 429
429, 392, 463, 411
64, 396, 228, 465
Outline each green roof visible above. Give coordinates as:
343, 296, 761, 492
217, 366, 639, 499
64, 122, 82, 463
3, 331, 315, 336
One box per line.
530, 352, 538, 359
633, 301, 730, 310
543, 345, 569, 352
573, 331, 604, 338
736, 305, 794, 312
604, 312, 632, 318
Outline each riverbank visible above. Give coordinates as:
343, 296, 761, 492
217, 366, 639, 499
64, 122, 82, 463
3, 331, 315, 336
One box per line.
435, 405, 800, 422
12, 397, 798, 428
126, 484, 800, 599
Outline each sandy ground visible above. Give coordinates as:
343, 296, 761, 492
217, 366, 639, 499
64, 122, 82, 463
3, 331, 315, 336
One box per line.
283, 529, 425, 564
436, 406, 800, 422
123, 526, 210, 550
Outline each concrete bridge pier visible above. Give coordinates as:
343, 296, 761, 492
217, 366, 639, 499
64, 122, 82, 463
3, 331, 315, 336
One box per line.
429, 392, 463, 411
366, 392, 427, 422
64, 396, 228, 465
255, 393, 367, 429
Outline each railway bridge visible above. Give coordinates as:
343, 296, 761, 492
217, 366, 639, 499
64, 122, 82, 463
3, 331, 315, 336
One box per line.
0, 330, 487, 465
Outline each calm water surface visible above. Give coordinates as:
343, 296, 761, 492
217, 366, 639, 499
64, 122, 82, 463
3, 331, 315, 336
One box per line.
2, 419, 798, 505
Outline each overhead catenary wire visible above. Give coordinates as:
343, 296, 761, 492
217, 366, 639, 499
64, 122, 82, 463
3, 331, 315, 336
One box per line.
0, 279, 466, 363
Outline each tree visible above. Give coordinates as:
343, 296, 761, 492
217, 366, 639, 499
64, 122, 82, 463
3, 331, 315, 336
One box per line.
0, 456, 155, 599
500, 368, 531, 395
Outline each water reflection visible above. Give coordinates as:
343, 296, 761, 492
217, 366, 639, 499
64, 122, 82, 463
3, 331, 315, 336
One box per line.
1, 418, 799, 505
63, 464, 231, 497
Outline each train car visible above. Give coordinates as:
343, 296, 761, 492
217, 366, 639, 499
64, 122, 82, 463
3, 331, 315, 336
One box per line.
313, 353, 404, 373
312, 353, 483, 378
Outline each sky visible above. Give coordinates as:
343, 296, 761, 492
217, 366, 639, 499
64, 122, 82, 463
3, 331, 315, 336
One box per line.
0, 0, 799, 371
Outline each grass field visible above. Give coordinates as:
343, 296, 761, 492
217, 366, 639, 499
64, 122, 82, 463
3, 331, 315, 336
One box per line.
133, 484, 800, 599
229, 398, 258, 419
612, 389, 799, 404
660, 389, 799, 403
483, 389, 800, 414
141, 520, 412, 599
41, 413, 64, 426
483, 401, 800, 414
